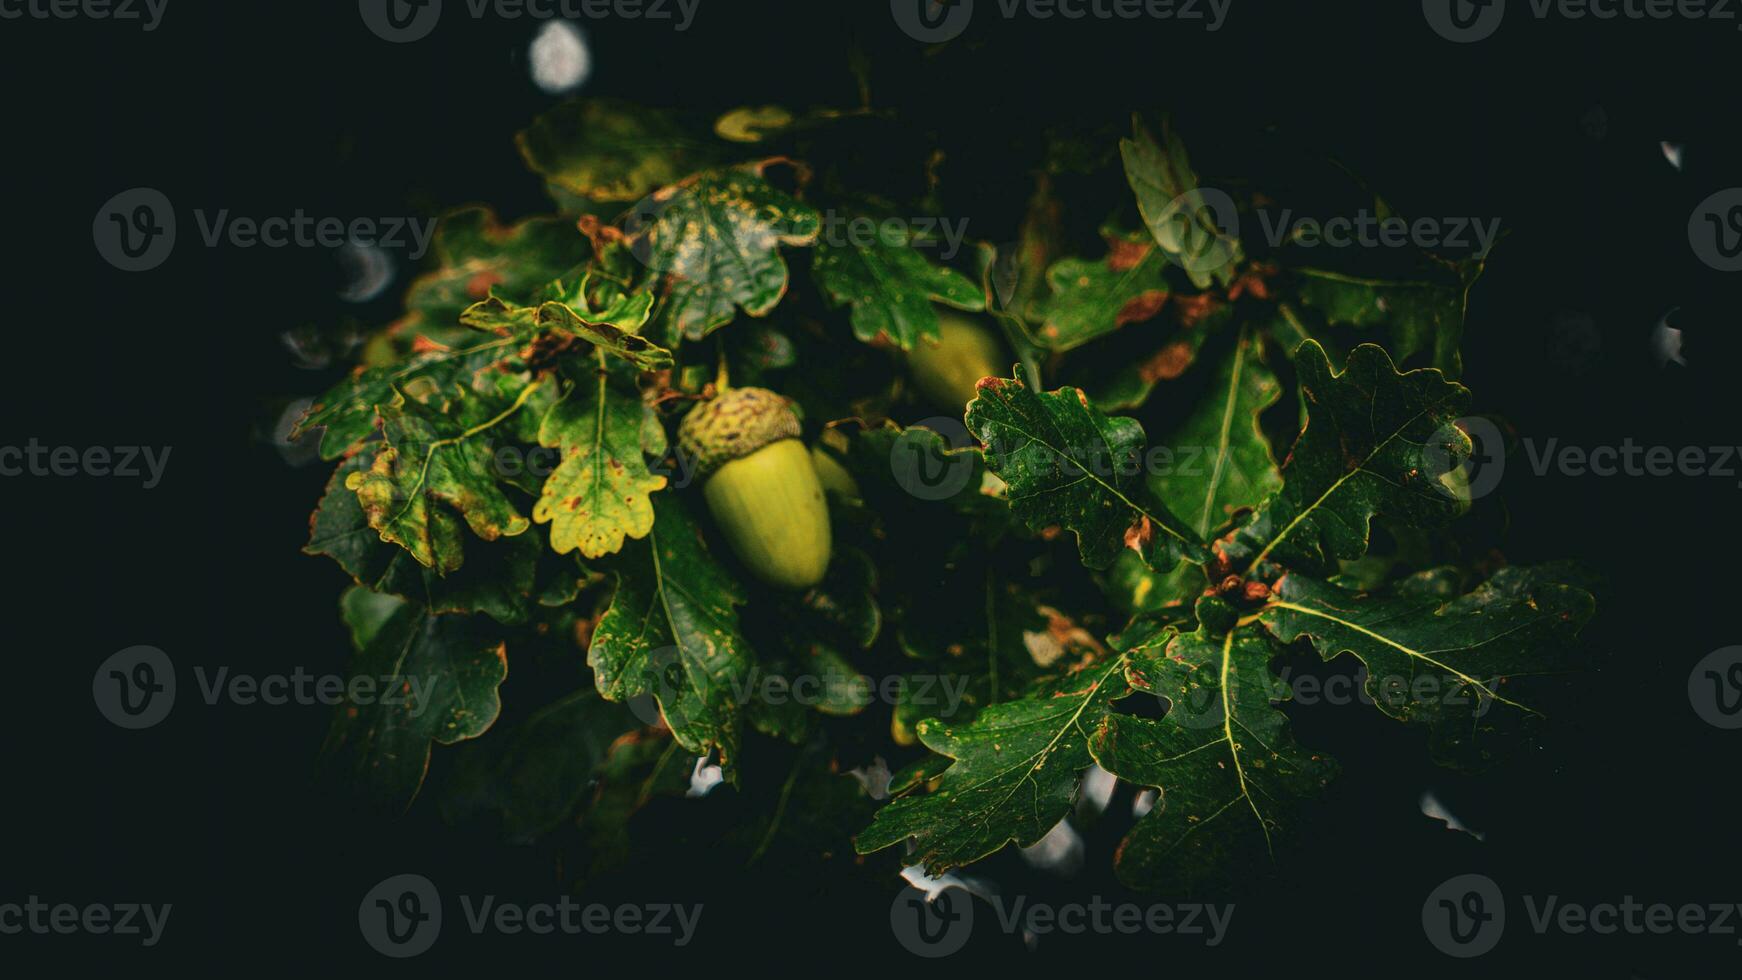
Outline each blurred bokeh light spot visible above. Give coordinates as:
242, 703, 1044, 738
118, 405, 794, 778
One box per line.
530, 20, 591, 94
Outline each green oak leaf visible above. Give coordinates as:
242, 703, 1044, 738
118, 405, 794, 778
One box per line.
1033, 231, 1170, 352
631, 165, 822, 344
345, 389, 535, 573
588, 494, 755, 779
1089, 625, 1338, 893
440, 689, 637, 842
398, 207, 590, 343
307, 456, 540, 624
1103, 551, 1207, 618
532, 363, 669, 559
966, 369, 1205, 571
1151, 328, 1283, 539
338, 585, 403, 650
1259, 566, 1593, 768
292, 336, 517, 461
458, 295, 672, 373
319, 589, 509, 811
1220, 341, 1470, 575
517, 99, 713, 205
854, 655, 1133, 874
1288, 263, 1483, 378
810, 222, 984, 349
1121, 115, 1244, 290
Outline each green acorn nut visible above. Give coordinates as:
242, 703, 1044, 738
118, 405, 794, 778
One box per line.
907, 311, 1007, 411
678, 386, 832, 590
809, 430, 861, 501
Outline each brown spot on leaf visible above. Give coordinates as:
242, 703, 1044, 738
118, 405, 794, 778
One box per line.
1106, 237, 1154, 273
576, 214, 626, 252
1115, 290, 1168, 327
1227, 261, 1279, 302
1172, 293, 1224, 329
1124, 515, 1155, 554
1138, 340, 1196, 382
465, 271, 505, 300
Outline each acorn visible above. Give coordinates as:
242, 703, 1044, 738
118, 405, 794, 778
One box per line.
907, 311, 1007, 411
808, 432, 861, 501
678, 386, 832, 590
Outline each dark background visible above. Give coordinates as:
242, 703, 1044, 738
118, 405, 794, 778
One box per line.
4, 0, 1738, 972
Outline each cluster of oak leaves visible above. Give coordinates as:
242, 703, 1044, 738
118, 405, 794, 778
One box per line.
292, 100, 1594, 895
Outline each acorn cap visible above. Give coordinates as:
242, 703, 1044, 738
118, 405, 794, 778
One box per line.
677, 386, 801, 480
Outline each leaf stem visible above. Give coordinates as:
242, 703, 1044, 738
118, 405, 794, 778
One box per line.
747, 748, 807, 866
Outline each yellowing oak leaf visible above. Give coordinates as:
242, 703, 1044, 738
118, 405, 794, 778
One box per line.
532, 364, 668, 558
